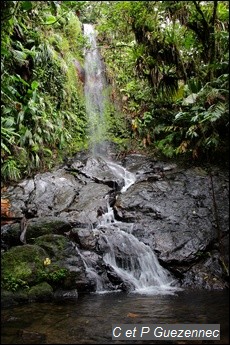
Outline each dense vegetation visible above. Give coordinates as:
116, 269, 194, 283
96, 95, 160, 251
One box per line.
1, 1, 229, 183
93, 1, 229, 161
1, 1, 88, 182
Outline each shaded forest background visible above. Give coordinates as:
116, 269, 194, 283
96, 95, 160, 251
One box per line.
1, 1, 229, 182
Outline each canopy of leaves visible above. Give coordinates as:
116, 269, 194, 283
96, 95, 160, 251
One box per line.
1, 1, 88, 181
1, 1, 229, 183
89, 1, 229, 163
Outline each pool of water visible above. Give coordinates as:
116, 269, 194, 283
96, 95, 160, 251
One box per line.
1, 289, 229, 344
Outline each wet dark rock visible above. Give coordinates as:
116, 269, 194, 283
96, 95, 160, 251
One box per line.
1, 153, 229, 304
28, 282, 54, 302
26, 217, 72, 243
1, 223, 21, 250
181, 250, 229, 290
71, 228, 97, 250
68, 156, 124, 190
18, 329, 47, 344
54, 288, 78, 300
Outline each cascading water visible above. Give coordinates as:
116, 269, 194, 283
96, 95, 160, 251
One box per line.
82, 24, 180, 295
102, 231, 176, 295
96, 185, 178, 295
84, 23, 108, 156
105, 160, 136, 192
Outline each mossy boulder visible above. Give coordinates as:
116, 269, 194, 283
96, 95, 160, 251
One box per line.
1, 282, 53, 307
1, 244, 48, 288
1, 289, 30, 307
1, 233, 93, 302
28, 282, 53, 301
1, 244, 55, 305
26, 216, 72, 243
33, 234, 71, 259
33, 234, 92, 291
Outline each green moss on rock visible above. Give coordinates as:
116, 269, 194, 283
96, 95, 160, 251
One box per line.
34, 234, 68, 258
28, 282, 53, 301
1, 244, 48, 288
26, 217, 71, 243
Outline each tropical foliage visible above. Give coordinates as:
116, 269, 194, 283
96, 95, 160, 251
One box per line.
1, 1, 88, 181
1, 1, 229, 182
92, 1, 229, 161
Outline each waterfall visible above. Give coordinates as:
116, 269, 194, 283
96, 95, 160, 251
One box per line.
102, 230, 177, 295
94, 174, 179, 295
83, 23, 108, 156
105, 160, 136, 192
96, 196, 178, 296
75, 245, 104, 291
82, 24, 180, 295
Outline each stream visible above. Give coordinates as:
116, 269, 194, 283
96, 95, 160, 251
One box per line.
1, 290, 229, 344
1, 22, 229, 345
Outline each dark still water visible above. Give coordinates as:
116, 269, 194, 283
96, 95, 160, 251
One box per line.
1, 290, 229, 344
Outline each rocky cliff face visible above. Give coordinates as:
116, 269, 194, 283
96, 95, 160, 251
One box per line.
1, 152, 229, 305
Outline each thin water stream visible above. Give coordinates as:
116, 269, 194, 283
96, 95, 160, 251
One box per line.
84, 23, 108, 156
2, 22, 228, 345
75, 157, 179, 296
82, 23, 176, 295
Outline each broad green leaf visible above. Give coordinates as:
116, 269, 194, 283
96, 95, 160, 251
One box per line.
1, 142, 12, 154
31, 81, 39, 90
44, 15, 57, 25
21, 1, 33, 11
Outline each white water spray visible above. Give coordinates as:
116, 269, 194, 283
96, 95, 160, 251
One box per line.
102, 230, 177, 295
82, 24, 180, 296
95, 175, 179, 295
84, 24, 108, 156
75, 246, 104, 291
105, 160, 136, 192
